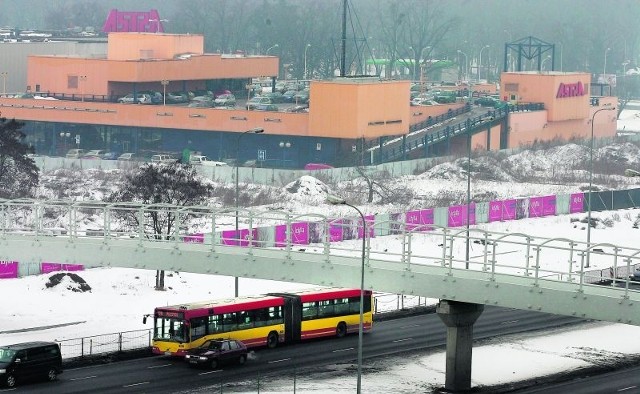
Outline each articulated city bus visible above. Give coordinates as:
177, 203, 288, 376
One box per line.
145, 288, 373, 356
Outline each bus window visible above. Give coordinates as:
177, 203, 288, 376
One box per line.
335, 298, 350, 314
190, 317, 206, 340
207, 314, 222, 334
267, 306, 283, 325
222, 312, 238, 332
302, 302, 318, 320
319, 300, 335, 317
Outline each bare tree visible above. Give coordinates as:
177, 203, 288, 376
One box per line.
105, 163, 213, 290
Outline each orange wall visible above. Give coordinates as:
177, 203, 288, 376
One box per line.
501, 72, 591, 121
28, 55, 279, 96
0, 98, 310, 137
470, 124, 501, 151
309, 79, 410, 139
107, 33, 204, 60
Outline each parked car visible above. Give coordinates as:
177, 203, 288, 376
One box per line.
192, 89, 214, 99
214, 93, 236, 107
0, 341, 63, 388
253, 103, 279, 112
246, 96, 273, 110
188, 96, 215, 108
293, 90, 310, 104
189, 155, 228, 167
117, 152, 137, 161
138, 91, 163, 105
102, 151, 119, 160
150, 154, 178, 164
65, 149, 86, 159
282, 90, 298, 102
117, 93, 152, 104
184, 339, 248, 369
629, 268, 640, 281
166, 91, 190, 104
82, 149, 107, 159
285, 105, 309, 113
263, 91, 285, 103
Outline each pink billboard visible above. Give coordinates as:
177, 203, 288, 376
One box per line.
357, 215, 376, 239
184, 233, 204, 243
405, 209, 434, 231
62, 264, 84, 271
0, 261, 18, 279
489, 199, 518, 222
448, 204, 476, 227
529, 195, 556, 218
221, 228, 257, 247
275, 222, 310, 247
40, 262, 62, 274
570, 193, 584, 213
102, 9, 165, 33
329, 219, 344, 242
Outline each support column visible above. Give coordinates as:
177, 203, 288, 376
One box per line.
436, 300, 484, 392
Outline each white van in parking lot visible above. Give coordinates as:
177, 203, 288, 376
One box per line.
150, 154, 178, 164
189, 155, 228, 167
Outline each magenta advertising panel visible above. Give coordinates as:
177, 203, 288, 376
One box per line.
184, 233, 204, 243
489, 201, 502, 222
62, 264, 84, 271
542, 195, 556, 216
405, 209, 434, 231
570, 193, 584, 213
528, 196, 543, 218
221, 228, 256, 247
41, 262, 62, 274
357, 215, 376, 239
329, 219, 344, 242
503, 199, 517, 220
291, 222, 310, 245
0, 261, 18, 279
447, 204, 476, 227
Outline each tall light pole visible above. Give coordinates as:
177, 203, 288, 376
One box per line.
558, 42, 563, 72
0, 72, 7, 95
457, 50, 468, 82
466, 126, 472, 269
326, 194, 366, 394
234, 127, 264, 297
279, 141, 291, 168
59, 131, 70, 155
603, 47, 611, 78
161, 80, 169, 106
409, 46, 430, 82
148, 18, 168, 33
304, 44, 311, 80
478, 45, 490, 82
586, 105, 616, 267
266, 44, 279, 55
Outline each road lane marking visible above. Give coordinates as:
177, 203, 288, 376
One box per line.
393, 338, 413, 343
268, 358, 291, 364
400, 324, 420, 329
147, 363, 173, 369
69, 375, 97, 381
333, 348, 355, 353
500, 320, 519, 325
618, 386, 637, 392
199, 370, 223, 375
123, 382, 149, 388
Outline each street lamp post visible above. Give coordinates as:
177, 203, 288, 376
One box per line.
279, 141, 291, 168
266, 44, 279, 55
326, 194, 366, 394
148, 18, 168, 33
234, 127, 265, 297
457, 50, 468, 82
478, 45, 490, 82
603, 47, 611, 79
409, 46, 430, 83
304, 44, 311, 80
160, 80, 169, 106
586, 105, 616, 267
466, 126, 472, 269
0, 72, 7, 95
79, 75, 87, 102
59, 132, 70, 155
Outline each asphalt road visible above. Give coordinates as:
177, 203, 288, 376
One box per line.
8, 306, 586, 393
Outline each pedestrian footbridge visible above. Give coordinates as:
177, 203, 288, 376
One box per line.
1, 199, 639, 390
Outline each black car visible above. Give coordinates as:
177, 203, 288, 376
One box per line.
0, 342, 62, 388
184, 339, 248, 369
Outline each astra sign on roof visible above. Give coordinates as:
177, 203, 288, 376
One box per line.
556, 81, 586, 98
102, 9, 164, 33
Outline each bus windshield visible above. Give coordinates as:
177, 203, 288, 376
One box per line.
154, 317, 187, 342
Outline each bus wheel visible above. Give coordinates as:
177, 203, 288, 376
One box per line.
267, 332, 279, 349
336, 322, 347, 338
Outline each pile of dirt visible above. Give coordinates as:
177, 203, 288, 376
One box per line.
44, 272, 92, 292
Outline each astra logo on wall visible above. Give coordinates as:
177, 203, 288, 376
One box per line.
102, 9, 164, 33
556, 82, 586, 98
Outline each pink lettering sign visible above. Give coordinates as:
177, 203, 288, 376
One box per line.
489, 201, 503, 222
0, 261, 18, 279
528, 196, 544, 217
102, 9, 163, 33
184, 233, 204, 243
448, 204, 476, 227
357, 215, 376, 239
41, 262, 62, 274
502, 199, 517, 220
405, 209, 434, 231
556, 82, 585, 98
274, 222, 310, 247
329, 219, 344, 242
570, 193, 584, 213
221, 228, 256, 247
62, 264, 84, 271
542, 195, 556, 216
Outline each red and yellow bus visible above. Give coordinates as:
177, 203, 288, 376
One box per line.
145, 288, 373, 356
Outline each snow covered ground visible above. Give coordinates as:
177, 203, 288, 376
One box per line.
2, 103, 640, 392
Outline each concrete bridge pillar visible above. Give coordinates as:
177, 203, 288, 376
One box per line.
436, 300, 484, 392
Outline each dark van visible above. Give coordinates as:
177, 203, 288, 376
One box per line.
0, 341, 62, 388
